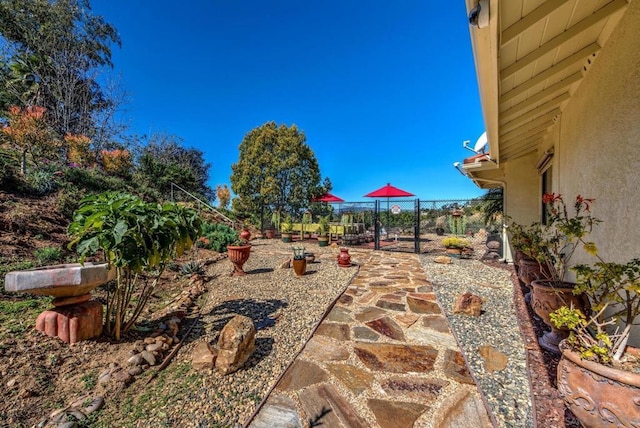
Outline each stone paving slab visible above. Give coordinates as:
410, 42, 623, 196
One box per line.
249, 250, 493, 428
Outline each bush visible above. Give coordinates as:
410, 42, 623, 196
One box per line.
57, 187, 86, 219
0, 149, 21, 191
25, 169, 58, 195
199, 222, 238, 252
34, 247, 63, 265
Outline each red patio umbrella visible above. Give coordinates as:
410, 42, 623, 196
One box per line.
311, 192, 345, 203
364, 183, 415, 239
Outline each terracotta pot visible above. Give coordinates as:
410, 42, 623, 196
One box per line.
337, 248, 351, 267
445, 247, 462, 256
264, 229, 275, 239
517, 258, 546, 303
292, 258, 306, 276
558, 341, 640, 427
240, 229, 251, 241
227, 244, 251, 276
531, 280, 588, 354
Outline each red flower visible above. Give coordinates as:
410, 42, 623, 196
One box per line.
542, 193, 561, 204
576, 195, 595, 212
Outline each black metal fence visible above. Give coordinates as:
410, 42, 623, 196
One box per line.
327, 198, 502, 255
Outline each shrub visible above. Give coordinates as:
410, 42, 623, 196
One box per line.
180, 260, 205, 276
34, 247, 63, 265
199, 222, 238, 253
25, 169, 58, 195
442, 236, 471, 249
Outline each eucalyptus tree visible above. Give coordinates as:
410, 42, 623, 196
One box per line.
230, 122, 325, 218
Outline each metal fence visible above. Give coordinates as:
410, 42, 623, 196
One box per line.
326, 198, 502, 256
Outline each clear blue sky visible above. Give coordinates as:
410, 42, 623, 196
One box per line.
92, 1, 486, 202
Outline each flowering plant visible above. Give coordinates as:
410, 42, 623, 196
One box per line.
531, 194, 600, 286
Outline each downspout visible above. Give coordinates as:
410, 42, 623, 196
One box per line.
472, 177, 512, 263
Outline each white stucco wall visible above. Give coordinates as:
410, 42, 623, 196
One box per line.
551, 0, 640, 265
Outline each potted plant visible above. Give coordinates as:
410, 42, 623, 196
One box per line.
291, 246, 306, 276
281, 215, 293, 243
526, 194, 599, 353
239, 221, 251, 241
509, 222, 547, 302
317, 215, 330, 247
227, 235, 251, 277
441, 236, 471, 256
550, 258, 640, 427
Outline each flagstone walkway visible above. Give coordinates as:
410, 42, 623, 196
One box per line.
248, 251, 494, 427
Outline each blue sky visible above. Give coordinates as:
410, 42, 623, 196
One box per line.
92, 1, 486, 202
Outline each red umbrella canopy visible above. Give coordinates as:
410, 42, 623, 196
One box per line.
311, 192, 345, 203
364, 183, 414, 198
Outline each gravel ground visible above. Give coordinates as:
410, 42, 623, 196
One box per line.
134, 240, 359, 428
420, 254, 534, 428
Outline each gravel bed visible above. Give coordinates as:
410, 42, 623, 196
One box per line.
138, 240, 358, 427
420, 254, 533, 428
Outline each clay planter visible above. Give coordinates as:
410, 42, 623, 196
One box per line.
531, 280, 588, 354
292, 258, 306, 276
445, 247, 463, 257
227, 244, 251, 276
517, 258, 545, 304
558, 341, 640, 427
337, 248, 351, 267
264, 229, 275, 239
240, 229, 251, 241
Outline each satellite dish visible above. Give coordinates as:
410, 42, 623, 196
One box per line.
463, 131, 488, 154
473, 131, 488, 153
469, 0, 489, 29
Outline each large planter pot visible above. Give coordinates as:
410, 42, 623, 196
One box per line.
531, 280, 588, 354
227, 244, 251, 276
317, 236, 329, 247
558, 341, 640, 427
517, 257, 545, 304
281, 233, 292, 243
264, 229, 275, 239
292, 258, 306, 276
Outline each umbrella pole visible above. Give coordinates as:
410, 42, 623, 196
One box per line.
386, 198, 390, 240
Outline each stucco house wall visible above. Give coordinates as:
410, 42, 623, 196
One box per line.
547, 0, 640, 265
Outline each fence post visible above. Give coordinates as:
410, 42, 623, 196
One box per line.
414, 199, 420, 254
374, 200, 380, 251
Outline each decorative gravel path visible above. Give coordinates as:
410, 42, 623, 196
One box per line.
420, 254, 534, 427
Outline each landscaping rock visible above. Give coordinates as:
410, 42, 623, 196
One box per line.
192, 341, 218, 370
453, 292, 483, 316
478, 345, 508, 373
216, 315, 256, 375
434, 256, 452, 264
140, 350, 157, 366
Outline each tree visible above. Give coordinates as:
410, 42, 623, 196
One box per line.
135, 133, 214, 202
216, 184, 231, 210
0, 0, 121, 139
230, 122, 323, 218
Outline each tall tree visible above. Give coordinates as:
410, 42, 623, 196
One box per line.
135, 133, 214, 202
0, 0, 121, 140
230, 121, 323, 218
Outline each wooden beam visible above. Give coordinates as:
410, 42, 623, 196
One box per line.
502, 0, 571, 45
502, 121, 554, 146
501, 134, 546, 159
501, 43, 600, 102
500, 72, 581, 116
502, 144, 540, 161
500, 108, 561, 136
501, 0, 628, 78
501, 93, 568, 127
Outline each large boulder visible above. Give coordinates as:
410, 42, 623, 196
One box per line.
216, 315, 256, 375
